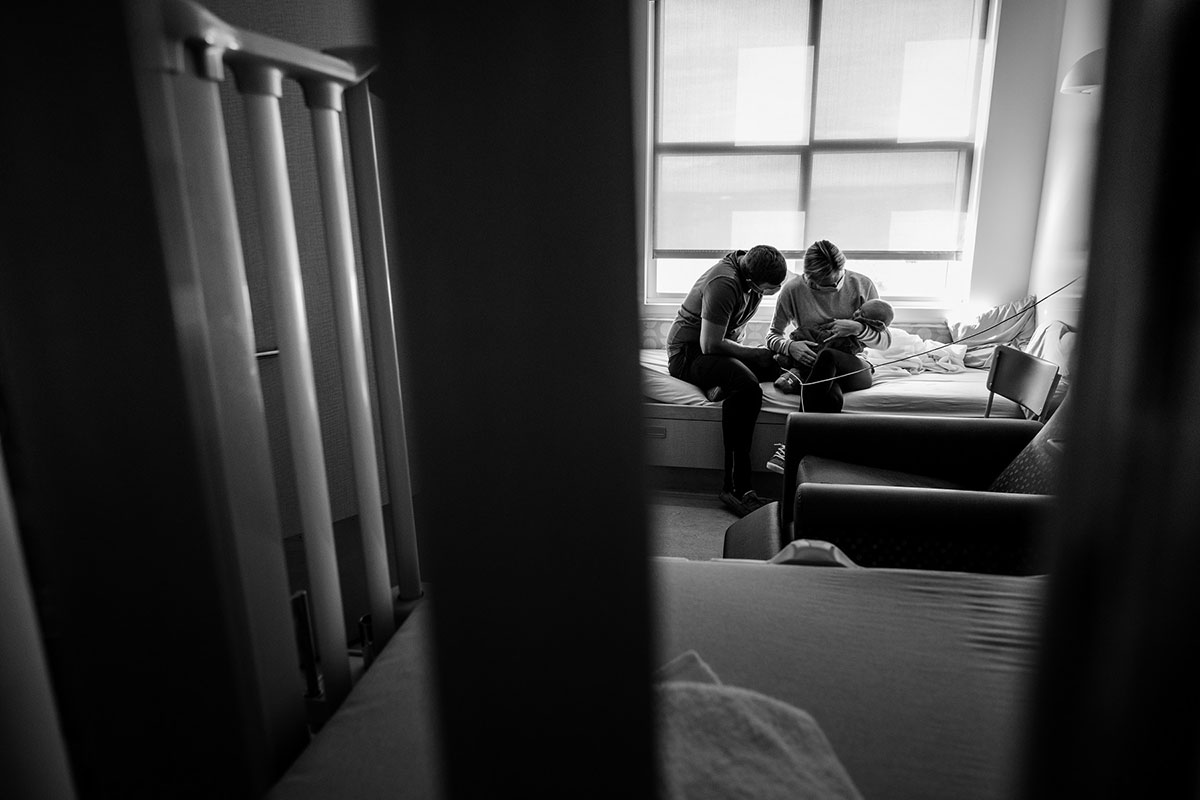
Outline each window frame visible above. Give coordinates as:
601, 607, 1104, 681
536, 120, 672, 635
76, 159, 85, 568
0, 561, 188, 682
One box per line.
642, 0, 991, 313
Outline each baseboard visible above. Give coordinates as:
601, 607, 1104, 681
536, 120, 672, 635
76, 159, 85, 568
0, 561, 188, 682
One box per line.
645, 465, 782, 500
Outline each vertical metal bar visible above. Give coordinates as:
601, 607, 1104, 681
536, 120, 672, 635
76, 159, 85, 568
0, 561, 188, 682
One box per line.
0, 438, 77, 800
127, 2, 310, 783
305, 79, 396, 642
343, 80, 423, 601
236, 64, 351, 707
644, 1, 657, 290
803, 0, 822, 244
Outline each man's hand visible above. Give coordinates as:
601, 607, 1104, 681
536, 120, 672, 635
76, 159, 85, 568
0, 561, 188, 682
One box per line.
742, 347, 778, 372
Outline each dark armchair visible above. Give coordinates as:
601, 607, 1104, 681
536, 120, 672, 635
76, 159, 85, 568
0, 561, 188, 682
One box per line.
724, 401, 1068, 574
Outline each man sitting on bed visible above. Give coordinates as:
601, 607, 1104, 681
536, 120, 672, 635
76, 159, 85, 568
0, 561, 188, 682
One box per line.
666, 244, 788, 518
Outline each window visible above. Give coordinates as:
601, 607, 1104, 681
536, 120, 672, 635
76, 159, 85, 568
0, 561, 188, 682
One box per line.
645, 0, 990, 307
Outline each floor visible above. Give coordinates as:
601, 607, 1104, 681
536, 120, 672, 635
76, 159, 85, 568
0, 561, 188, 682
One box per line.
283, 488, 752, 647
647, 489, 740, 561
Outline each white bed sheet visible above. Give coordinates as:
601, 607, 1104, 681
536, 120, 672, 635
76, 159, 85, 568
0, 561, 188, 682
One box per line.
639, 349, 1022, 418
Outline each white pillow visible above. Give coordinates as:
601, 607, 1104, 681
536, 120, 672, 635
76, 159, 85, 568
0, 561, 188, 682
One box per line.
1023, 319, 1077, 378
1021, 320, 1077, 419
947, 295, 1037, 369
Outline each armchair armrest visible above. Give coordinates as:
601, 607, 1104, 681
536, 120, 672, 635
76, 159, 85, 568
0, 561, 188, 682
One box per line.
779, 413, 1044, 530
794, 483, 1056, 575
723, 501, 785, 560
784, 413, 1043, 487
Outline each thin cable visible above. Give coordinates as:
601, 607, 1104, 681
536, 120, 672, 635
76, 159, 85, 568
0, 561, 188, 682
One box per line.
789, 277, 1079, 390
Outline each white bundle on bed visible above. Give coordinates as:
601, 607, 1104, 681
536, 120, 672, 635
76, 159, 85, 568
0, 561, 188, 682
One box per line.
863, 327, 968, 380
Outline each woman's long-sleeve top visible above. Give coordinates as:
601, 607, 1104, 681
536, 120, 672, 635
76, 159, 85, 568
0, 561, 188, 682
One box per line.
765, 270, 890, 355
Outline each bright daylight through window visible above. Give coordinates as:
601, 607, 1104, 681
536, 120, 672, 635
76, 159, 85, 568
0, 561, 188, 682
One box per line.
647, 0, 990, 307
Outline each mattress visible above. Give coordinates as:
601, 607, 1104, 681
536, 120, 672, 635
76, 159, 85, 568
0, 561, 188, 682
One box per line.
268, 559, 1043, 800
640, 348, 1023, 418
654, 560, 1042, 800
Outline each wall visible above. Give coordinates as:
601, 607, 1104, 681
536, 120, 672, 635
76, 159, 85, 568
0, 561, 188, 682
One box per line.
965, 0, 1066, 310
1026, 0, 1110, 329
201, 0, 375, 49
630, 0, 650, 296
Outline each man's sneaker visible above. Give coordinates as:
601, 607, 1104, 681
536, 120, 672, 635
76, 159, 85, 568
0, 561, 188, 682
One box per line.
719, 488, 769, 518
718, 489, 747, 517
739, 490, 769, 514
774, 368, 802, 394
766, 443, 786, 474
704, 385, 727, 402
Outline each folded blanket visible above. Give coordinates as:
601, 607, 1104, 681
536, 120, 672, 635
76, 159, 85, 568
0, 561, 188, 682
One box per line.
657, 651, 863, 800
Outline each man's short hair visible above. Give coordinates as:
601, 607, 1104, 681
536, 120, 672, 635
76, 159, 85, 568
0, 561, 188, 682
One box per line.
743, 244, 788, 286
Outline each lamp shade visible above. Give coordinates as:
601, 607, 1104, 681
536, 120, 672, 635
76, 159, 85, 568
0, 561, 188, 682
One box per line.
1060, 48, 1105, 94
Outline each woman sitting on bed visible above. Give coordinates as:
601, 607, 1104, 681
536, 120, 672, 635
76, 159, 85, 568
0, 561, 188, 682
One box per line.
763, 240, 890, 473
765, 239, 890, 412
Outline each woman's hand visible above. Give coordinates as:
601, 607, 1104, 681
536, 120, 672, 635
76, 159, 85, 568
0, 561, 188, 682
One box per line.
787, 339, 818, 367
824, 319, 865, 339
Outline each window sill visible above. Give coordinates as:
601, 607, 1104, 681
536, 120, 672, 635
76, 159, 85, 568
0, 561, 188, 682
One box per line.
640, 300, 956, 327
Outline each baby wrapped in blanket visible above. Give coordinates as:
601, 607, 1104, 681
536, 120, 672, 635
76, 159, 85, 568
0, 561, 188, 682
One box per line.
775, 298, 894, 370
774, 299, 895, 393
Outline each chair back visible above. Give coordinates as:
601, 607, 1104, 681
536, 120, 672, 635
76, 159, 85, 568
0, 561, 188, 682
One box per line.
985, 344, 1062, 420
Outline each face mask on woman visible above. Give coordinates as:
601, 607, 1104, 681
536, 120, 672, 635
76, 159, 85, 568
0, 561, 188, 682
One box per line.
803, 269, 845, 293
